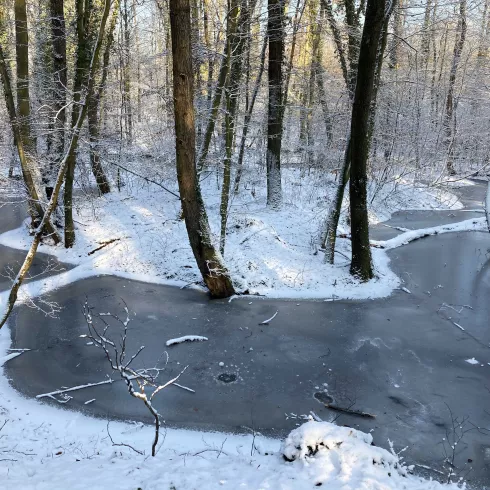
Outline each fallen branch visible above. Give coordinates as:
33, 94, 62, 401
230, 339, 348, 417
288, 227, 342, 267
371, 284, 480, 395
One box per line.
104, 160, 180, 200
165, 335, 208, 346
323, 402, 376, 419
259, 311, 278, 325
88, 238, 122, 256
36, 379, 114, 399
173, 382, 195, 393
107, 421, 144, 455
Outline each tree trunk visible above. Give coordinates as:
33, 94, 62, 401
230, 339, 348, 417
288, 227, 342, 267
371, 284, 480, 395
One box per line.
266, 0, 285, 208
282, 0, 305, 110
0, 6, 60, 243
349, 0, 391, 280
121, 0, 132, 144
233, 31, 267, 194
169, 0, 235, 298
45, 0, 67, 200
220, 0, 247, 253
0, 41, 60, 244
15, 0, 35, 155
87, 1, 119, 196
314, 5, 333, 144
444, 0, 466, 176
197, 10, 234, 174
64, 0, 93, 247
321, 0, 393, 263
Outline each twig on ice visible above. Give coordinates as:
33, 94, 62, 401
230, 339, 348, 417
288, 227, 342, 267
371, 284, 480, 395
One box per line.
259, 311, 278, 325
323, 402, 376, 418
0, 350, 28, 366
36, 379, 114, 399
173, 382, 195, 393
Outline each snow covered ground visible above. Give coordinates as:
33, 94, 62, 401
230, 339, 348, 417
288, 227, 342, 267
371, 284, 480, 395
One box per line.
0, 324, 461, 489
0, 169, 467, 300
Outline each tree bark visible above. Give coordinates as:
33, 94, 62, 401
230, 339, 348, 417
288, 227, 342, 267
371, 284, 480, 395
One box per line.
0, 41, 60, 244
444, 0, 466, 176
169, 0, 236, 298
64, 0, 94, 247
233, 31, 267, 193
87, 0, 120, 196
0, 6, 60, 243
45, 0, 67, 199
14, 0, 35, 155
349, 0, 391, 280
220, 0, 247, 253
197, 8, 234, 174
266, 0, 285, 208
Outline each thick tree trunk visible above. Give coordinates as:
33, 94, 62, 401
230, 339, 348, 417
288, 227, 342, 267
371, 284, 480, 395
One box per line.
87, 1, 119, 196
444, 0, 466, 176
220, 0, 247, 253
169, 0, 235, 298
14, 0, 35, 155
64, 0, 93, 247
349, 0, 391, 280
45, 0, 67, 200
266, 0, 285, 208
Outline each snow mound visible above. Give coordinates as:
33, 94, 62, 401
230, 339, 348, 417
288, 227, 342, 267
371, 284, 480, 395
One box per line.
282, 421, 419, 487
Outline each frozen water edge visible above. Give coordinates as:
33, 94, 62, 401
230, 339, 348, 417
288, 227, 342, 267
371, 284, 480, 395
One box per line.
0, 323, 460, 489
0, 182, 476, 302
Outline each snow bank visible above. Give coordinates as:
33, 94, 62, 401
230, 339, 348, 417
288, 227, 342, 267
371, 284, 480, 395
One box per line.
376, 217, 487, 250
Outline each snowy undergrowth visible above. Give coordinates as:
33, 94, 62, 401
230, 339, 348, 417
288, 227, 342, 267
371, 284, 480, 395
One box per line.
0, 169, 465, 300
0, 324, 460, 489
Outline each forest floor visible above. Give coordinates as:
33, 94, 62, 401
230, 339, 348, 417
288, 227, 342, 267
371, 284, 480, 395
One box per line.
0, 169, 475, 299
0, 174, 489, 489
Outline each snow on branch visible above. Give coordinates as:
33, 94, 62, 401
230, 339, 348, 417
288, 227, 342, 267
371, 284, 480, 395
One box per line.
165, 335, 208, 347
82, 300, 192, 456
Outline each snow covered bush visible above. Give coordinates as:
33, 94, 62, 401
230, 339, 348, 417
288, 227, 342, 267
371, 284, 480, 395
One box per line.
281, 421, 458, 489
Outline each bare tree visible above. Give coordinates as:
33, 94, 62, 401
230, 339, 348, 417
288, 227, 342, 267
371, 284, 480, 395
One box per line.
444, 0, 467, 175
169, 0, 236, 298
82, 301, 188, 456
349, 0, 393, 280
0, 0, 113, 330
266, 0, 286, 208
